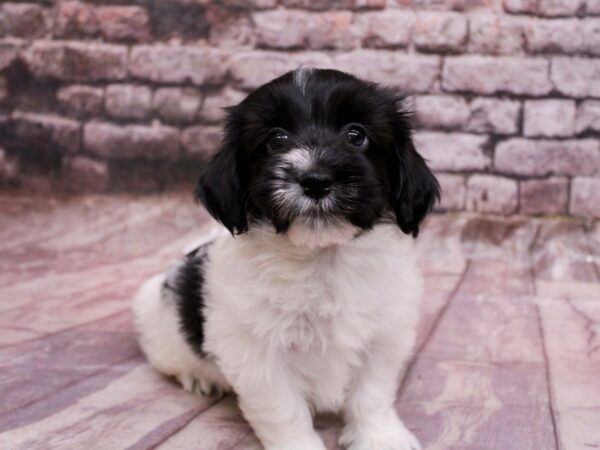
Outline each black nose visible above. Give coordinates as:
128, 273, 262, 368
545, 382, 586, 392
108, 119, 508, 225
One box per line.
299, 172, 333, 199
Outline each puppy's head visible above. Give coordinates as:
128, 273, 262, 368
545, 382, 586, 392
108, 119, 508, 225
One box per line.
196, 68, 439, 247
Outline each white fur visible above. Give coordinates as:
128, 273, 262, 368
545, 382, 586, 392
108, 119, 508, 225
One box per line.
133, 223, 422, 450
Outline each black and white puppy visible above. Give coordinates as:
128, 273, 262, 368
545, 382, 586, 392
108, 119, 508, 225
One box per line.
133, 68, 439, 450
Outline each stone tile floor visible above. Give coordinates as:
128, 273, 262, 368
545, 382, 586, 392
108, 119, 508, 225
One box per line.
0, 193, 598, 450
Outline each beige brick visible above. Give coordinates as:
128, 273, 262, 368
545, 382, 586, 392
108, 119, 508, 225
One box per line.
153, 88, 202, 123
356, 11, 414, 48
570, 177, 600, 218
435, 173, 466, 211
495, 138, 600, 177
181, 126, 223, 157
551, 57, 600, 98
129, 46, 228, 86
443, 56, 552, 96
576, 100, 600, 134
467, 98, 521, 135
468, 13, 525, 55
415, 132, 490, 172
84, 122, 180, 159
520, 177, 569, 215
415, 95, 470, 130
105, 84, 152, 120
413, 12, 467, 52
467, 175, 518, 215
229, 51, 334, 90
523, 100, 576, 138
525, 18, 583, 54
57, 85, 104, 116
335, 50, 440, 92
24, 41, 127, 82
55, 1, 150, 42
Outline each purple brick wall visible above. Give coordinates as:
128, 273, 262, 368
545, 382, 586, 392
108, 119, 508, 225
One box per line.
0, 0, 599, 218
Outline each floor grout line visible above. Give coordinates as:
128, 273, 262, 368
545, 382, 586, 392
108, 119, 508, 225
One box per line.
535, 303, 561, 450
397, 259, 471, 398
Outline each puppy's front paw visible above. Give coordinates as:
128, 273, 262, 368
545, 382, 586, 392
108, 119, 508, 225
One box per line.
339, 417, 421, 450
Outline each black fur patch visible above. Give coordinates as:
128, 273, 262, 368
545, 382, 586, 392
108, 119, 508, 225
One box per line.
163, 243, 212, 357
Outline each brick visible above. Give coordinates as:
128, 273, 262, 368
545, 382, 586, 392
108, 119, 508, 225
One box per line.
355, 11, 414, 48
524, 18, 583, 54
153, 87, 203, 124
62, 156, 109, 193
105, 84, 152, 120
221, 0, 278, 7
435, 173, 466, 211
570, 177, 600, 218
467, 98, 521, 135
201, 88, 246, 123
0, 76, 6, 104
181, 125, 222, 157
24, 41, 127, 82
280, 0, 355, 9
11, 112, 81, 154
576, 100, 600, 134
524, 100, 576, 138
413, 12, 467, 52
335, 51, 440, 92
551, 57, 600, 98
0, 147, 18, 183
414, 132, 490, 171
582, 19, 600, 55
415, 95, 470, 130
57, 85, 104, 116
209, 15, 255, 48
520, 177, 568, 215
0, 3, 49, 38
55, 1, 150, 43
467, 175, 518, 215
588, 0, 600, 14
0, 38, 22, 70
443, 56, 552, 96
129, 46, 228, 86
538, 0, 584, 16
468, 13, 524, 55
229, 51, 333, 90
149, 1, 208, 40
505, 0, 584, 16
495, 138, 600, 177
254, 10, 359, 50
84, 122, 180, 159
407, 0, 490, 9
504, 0, 537, 13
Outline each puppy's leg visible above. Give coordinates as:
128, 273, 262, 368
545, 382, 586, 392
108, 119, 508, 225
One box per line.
340, 332, 421, 450
215, 344, 326, 450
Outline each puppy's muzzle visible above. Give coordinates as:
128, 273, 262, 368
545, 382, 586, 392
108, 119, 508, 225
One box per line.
299, 170, 333, 200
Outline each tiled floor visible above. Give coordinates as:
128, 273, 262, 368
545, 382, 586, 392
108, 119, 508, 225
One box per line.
0, 193, 598, 450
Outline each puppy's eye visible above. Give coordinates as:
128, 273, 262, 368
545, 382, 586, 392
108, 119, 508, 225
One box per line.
345, 126, 368, 150
267, 130, 290, 151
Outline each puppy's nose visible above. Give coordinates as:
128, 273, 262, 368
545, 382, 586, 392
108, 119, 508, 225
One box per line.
299, 171, 333, 199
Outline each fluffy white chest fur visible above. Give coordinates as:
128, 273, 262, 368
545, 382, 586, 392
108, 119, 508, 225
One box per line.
204, 223, 422, 413
133, 223, 424, 450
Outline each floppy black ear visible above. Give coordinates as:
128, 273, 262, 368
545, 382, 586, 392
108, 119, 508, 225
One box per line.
391, 135, 440, 238
195, 109, 249, 235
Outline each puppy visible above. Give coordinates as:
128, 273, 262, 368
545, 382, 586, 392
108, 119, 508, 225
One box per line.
133, 68, 439, 450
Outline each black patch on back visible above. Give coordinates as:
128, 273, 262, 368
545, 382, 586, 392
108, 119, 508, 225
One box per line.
163, 243, 212, 357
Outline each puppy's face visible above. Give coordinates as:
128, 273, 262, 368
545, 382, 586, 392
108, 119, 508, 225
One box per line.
197, 68, 439, 247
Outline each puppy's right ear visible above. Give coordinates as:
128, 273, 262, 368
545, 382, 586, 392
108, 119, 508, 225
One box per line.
195, 108, 249, 235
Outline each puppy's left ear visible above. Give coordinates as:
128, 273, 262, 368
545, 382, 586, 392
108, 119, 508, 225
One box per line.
389, 114, 440, 238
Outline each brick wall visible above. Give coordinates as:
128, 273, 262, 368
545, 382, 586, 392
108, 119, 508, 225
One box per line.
0, 0, 599, 218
